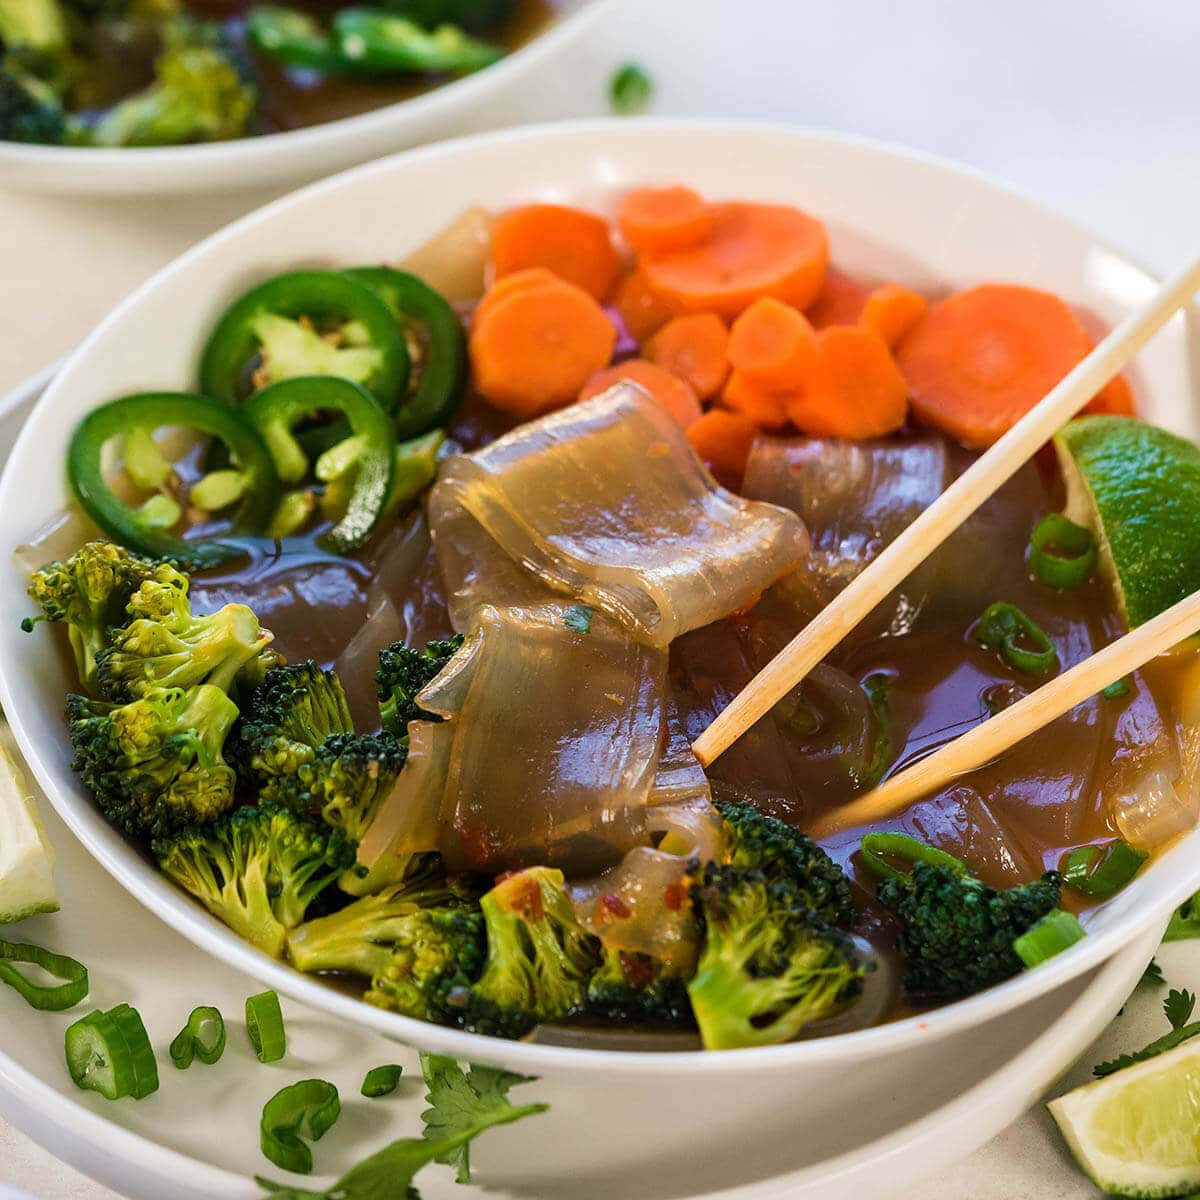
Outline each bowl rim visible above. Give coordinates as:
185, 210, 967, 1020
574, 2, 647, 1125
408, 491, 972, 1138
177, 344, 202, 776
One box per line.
0, 0, 608, 172
1, 116, 1193, 1075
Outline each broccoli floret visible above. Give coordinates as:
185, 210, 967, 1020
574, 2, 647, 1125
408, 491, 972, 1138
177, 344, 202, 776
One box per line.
24, 542, 183, 691
233, 661, 355, 783
0, 63, 65, 142
877, 861, 1062, 1001
155, 803, 352, 958
263, 732, 405, 843
0, 0, 68, 56
91, 18, 254, 146
375, 634, 463, 741
381, 0, 514, 33
586, 947, 693, 1027
687, 863, 866, 1050
287, 854, 473, 976
716, 799, 855, 927
67, 683, 239, 840
449, 867, 600, 1038
96, 579, 270, 702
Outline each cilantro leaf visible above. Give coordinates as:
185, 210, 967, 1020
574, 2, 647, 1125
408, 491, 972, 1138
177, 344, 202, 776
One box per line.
257, 1135, 433, 1198
1141, 958, 1166, 987
1164, 892, 1200, 942
420, 1054, 548, 1184
1166, 988, 1197, 1030
1093, 1020, 1200, 1078
563, 604, 593, 635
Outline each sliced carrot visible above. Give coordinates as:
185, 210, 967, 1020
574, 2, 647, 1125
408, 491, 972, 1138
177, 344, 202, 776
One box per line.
491, 204, 621, 301
722, 369, 790, 430
860, 283, 929, 349
896, 283, 1093, 448
786, 327, 908, 439
612, 269, 677, 342
806, 267, 869, 329
1085, 372, 1136, 416
686, 409, 759, 484
727, 297, 818, 390
472, 266, 562, 329
579, 359, 702, 429
617, 186, 714, 255
640, 202, 829, 319
644, 312, 730, 399
470, 278, 617, 417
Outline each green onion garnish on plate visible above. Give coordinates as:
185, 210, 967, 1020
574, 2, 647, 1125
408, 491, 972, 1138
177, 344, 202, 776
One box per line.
246, 990, 286, 1064
169, 1005, 226, 1069
260, 1078, 341, 1174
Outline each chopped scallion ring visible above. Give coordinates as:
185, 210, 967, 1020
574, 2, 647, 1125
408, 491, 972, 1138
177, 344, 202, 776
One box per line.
0, 939, 88, 1011
973, 601, 1058, 676
361, 1064, 404, 1097
858, 832, 970, 882
1102, 676, 1133, 700
1061, 839, 1147, 899
65, 1003, 158, 1100
1029, 513, 1097, 590
260, 1079, 340, 1174
169, 1005, 226, 1069
1013, 909, 1086, 968
246, 990, 286, 1063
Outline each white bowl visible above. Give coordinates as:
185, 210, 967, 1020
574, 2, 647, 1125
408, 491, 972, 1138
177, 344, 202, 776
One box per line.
0, 0, 607, 196
0, 119, 1196, 1088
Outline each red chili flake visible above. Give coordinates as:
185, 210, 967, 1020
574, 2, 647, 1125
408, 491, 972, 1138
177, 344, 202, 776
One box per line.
663, 881, 688, 911
620, 953, 656, 988
500, 873, 544, 922
599, 893, 631, 920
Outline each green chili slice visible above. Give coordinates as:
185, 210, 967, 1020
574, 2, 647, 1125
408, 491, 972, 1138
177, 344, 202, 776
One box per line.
361, 1063, 404, 1097
0, 940, 88, 1011
246, 989, 286, 1063
332, 10, 503, 74
343, 266, 466, 438
858, 833, 970, 882
260, 1079, 341, 1174
243, 376, 395, 553
973, 601, 1058, 676
1029, 513, 1097, 590
246, 6, 345, 71
68, 392, 278, 570
1013, 909, 1086, 968
1061, 839, 1148, 899
169, 1005, 226, 1069
199, 270, 409, 411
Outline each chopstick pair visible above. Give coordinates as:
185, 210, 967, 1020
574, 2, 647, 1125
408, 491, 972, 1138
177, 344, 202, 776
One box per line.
691, 251, 1200, 829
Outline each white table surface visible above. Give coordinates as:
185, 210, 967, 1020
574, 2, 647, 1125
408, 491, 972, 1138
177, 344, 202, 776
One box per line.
2, 0, 1199, 1195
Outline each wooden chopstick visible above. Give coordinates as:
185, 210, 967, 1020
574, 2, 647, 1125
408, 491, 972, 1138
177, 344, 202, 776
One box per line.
810, 587, 1200, 836
691, 251, 1200, 768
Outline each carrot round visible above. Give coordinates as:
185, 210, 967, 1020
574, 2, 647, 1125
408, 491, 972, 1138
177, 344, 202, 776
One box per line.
491, 204, 621, 301
686, 409, 759, 485
786, 326, 907, 439
612, 269, 677, 342
640, 202, 829, 319
617, 185, 713, 255
860, 283, 929, 349
806, 267, 869, 329
579, 359, 702, 429
896, 283, 1093, 448
470, 277, 617, 417
722, 369, 790, 430
472, 266, 562, 328
727, 297, 818, 390
1085, 373, 1136, 416
644, 312, 730, 399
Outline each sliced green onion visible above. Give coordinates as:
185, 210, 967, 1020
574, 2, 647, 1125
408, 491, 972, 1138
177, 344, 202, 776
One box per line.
246, 990, 286, 1063
107, 1004, 159, 1098
361, 1063, 403, 1097
1013, 909, 1086, 968
973, 601, 1057, 676
859, 833, 970, 882
0, 940, 88, 1011
65, 1011, 136, 1100
122, 426, 173, 490
260, 1079, 340, 1174
1103, 676, 1133, 700
610, 62, 653, 114
190, 469, 248, 512
169, 1006, 226, 1069
1061, 839, 1148, 899
1029, 513, 1096, 590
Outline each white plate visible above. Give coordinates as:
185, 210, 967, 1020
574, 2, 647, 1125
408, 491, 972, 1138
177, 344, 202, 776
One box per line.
0, 121, 1195, 1094
0, 1, 609, 196
0, 368, 1163, 1200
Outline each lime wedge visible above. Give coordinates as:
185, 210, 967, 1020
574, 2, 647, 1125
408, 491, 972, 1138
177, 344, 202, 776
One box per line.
1055, 416, 1200, 628
1047, 1036, 1200, 1196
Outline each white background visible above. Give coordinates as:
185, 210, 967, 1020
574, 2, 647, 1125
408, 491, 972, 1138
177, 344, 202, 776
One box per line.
1, 0, 1199, 1194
